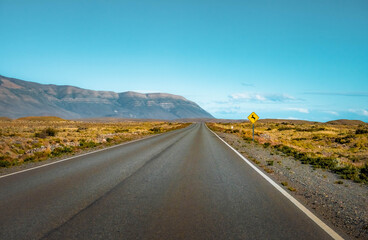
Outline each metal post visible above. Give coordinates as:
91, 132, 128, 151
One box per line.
252, 124, 254, 141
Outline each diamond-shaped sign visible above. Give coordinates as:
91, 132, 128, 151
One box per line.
248, 112, 259, 124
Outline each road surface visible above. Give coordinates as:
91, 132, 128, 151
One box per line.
0, 123, 340, 239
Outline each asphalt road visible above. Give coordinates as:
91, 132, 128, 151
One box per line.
0, 123, 339, 239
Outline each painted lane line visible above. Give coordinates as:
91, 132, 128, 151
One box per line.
207, 126, 344, 240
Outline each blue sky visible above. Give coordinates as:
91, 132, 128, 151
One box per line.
1, 0, 367, 121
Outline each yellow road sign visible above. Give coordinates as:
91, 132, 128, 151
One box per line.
248, 112, 259, 124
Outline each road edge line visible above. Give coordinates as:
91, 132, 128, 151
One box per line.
0, 131, 168, 179
206, 125, 344, 240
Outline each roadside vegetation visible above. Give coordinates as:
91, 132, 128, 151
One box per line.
207, 121, 368, 184
0, 117, 189, 168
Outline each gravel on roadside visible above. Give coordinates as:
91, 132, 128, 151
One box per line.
216, 131, 368, 240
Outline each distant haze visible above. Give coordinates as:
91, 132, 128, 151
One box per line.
0, 75, 213, 120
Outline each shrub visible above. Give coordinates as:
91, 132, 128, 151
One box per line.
295, 127, 325, 132
150, 127, 161, 133
35, 127, 57, 138
35, 131, 47, 138
356, 129, 368, 134
327, 164, 368, 184
278, 127, 293, 131
358, 164, 368, 183
272, 144, 337, 169
243, 136, 253, 142
264, 167, 274, 173
51, 146, 72, 157
0, 156, 11, 167
79, 140, 98, 149
24, 155, 35, 162
293, 138, 307, 141
332, 165, 359, 181
115, 128, 129, 133
45, 127, 56, 136
76, 127, 88, 132
335, 137, 351, 144
263, 142, 271, 148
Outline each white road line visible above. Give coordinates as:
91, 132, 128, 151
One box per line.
0, 133, 162, 179
206, 125, 344, 240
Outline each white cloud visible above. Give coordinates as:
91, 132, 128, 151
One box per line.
255, 94, 266, 101
229, 92, 296, 102
324, 111, 338, 115
287, 108, 309, 113
349, 109, 368, 116
230, 93, 252, 100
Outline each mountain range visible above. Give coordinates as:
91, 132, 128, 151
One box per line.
0, 75, 214, 120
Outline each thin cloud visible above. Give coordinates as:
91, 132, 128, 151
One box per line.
230, 92, 296, 102
324, 111, 339, 115
287, 108, 309, 113
348, 109, 368, 116
304, 92, 368, 97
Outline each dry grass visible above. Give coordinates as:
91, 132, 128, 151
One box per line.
207, 121, 368, 183
0, 119, 190, 167
16, 116, 66, 121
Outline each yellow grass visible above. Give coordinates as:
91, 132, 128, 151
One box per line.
0, 120, 190, 167
207, 121, 368, 167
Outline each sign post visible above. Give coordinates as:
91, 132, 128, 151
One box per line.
247, 112, 259, 141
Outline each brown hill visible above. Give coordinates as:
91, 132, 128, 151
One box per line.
0, 117, 12, 121
326, 119, 367, 125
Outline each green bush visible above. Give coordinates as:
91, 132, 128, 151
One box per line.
0, 158, 11, 167
272, 144, 337, 169
273, 143, 368, 183
24, 155, 35, 162
51, 146, 72, 157
79, 140, 98, 149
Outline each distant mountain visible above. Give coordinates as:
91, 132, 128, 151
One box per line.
0, 75, 214, 120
